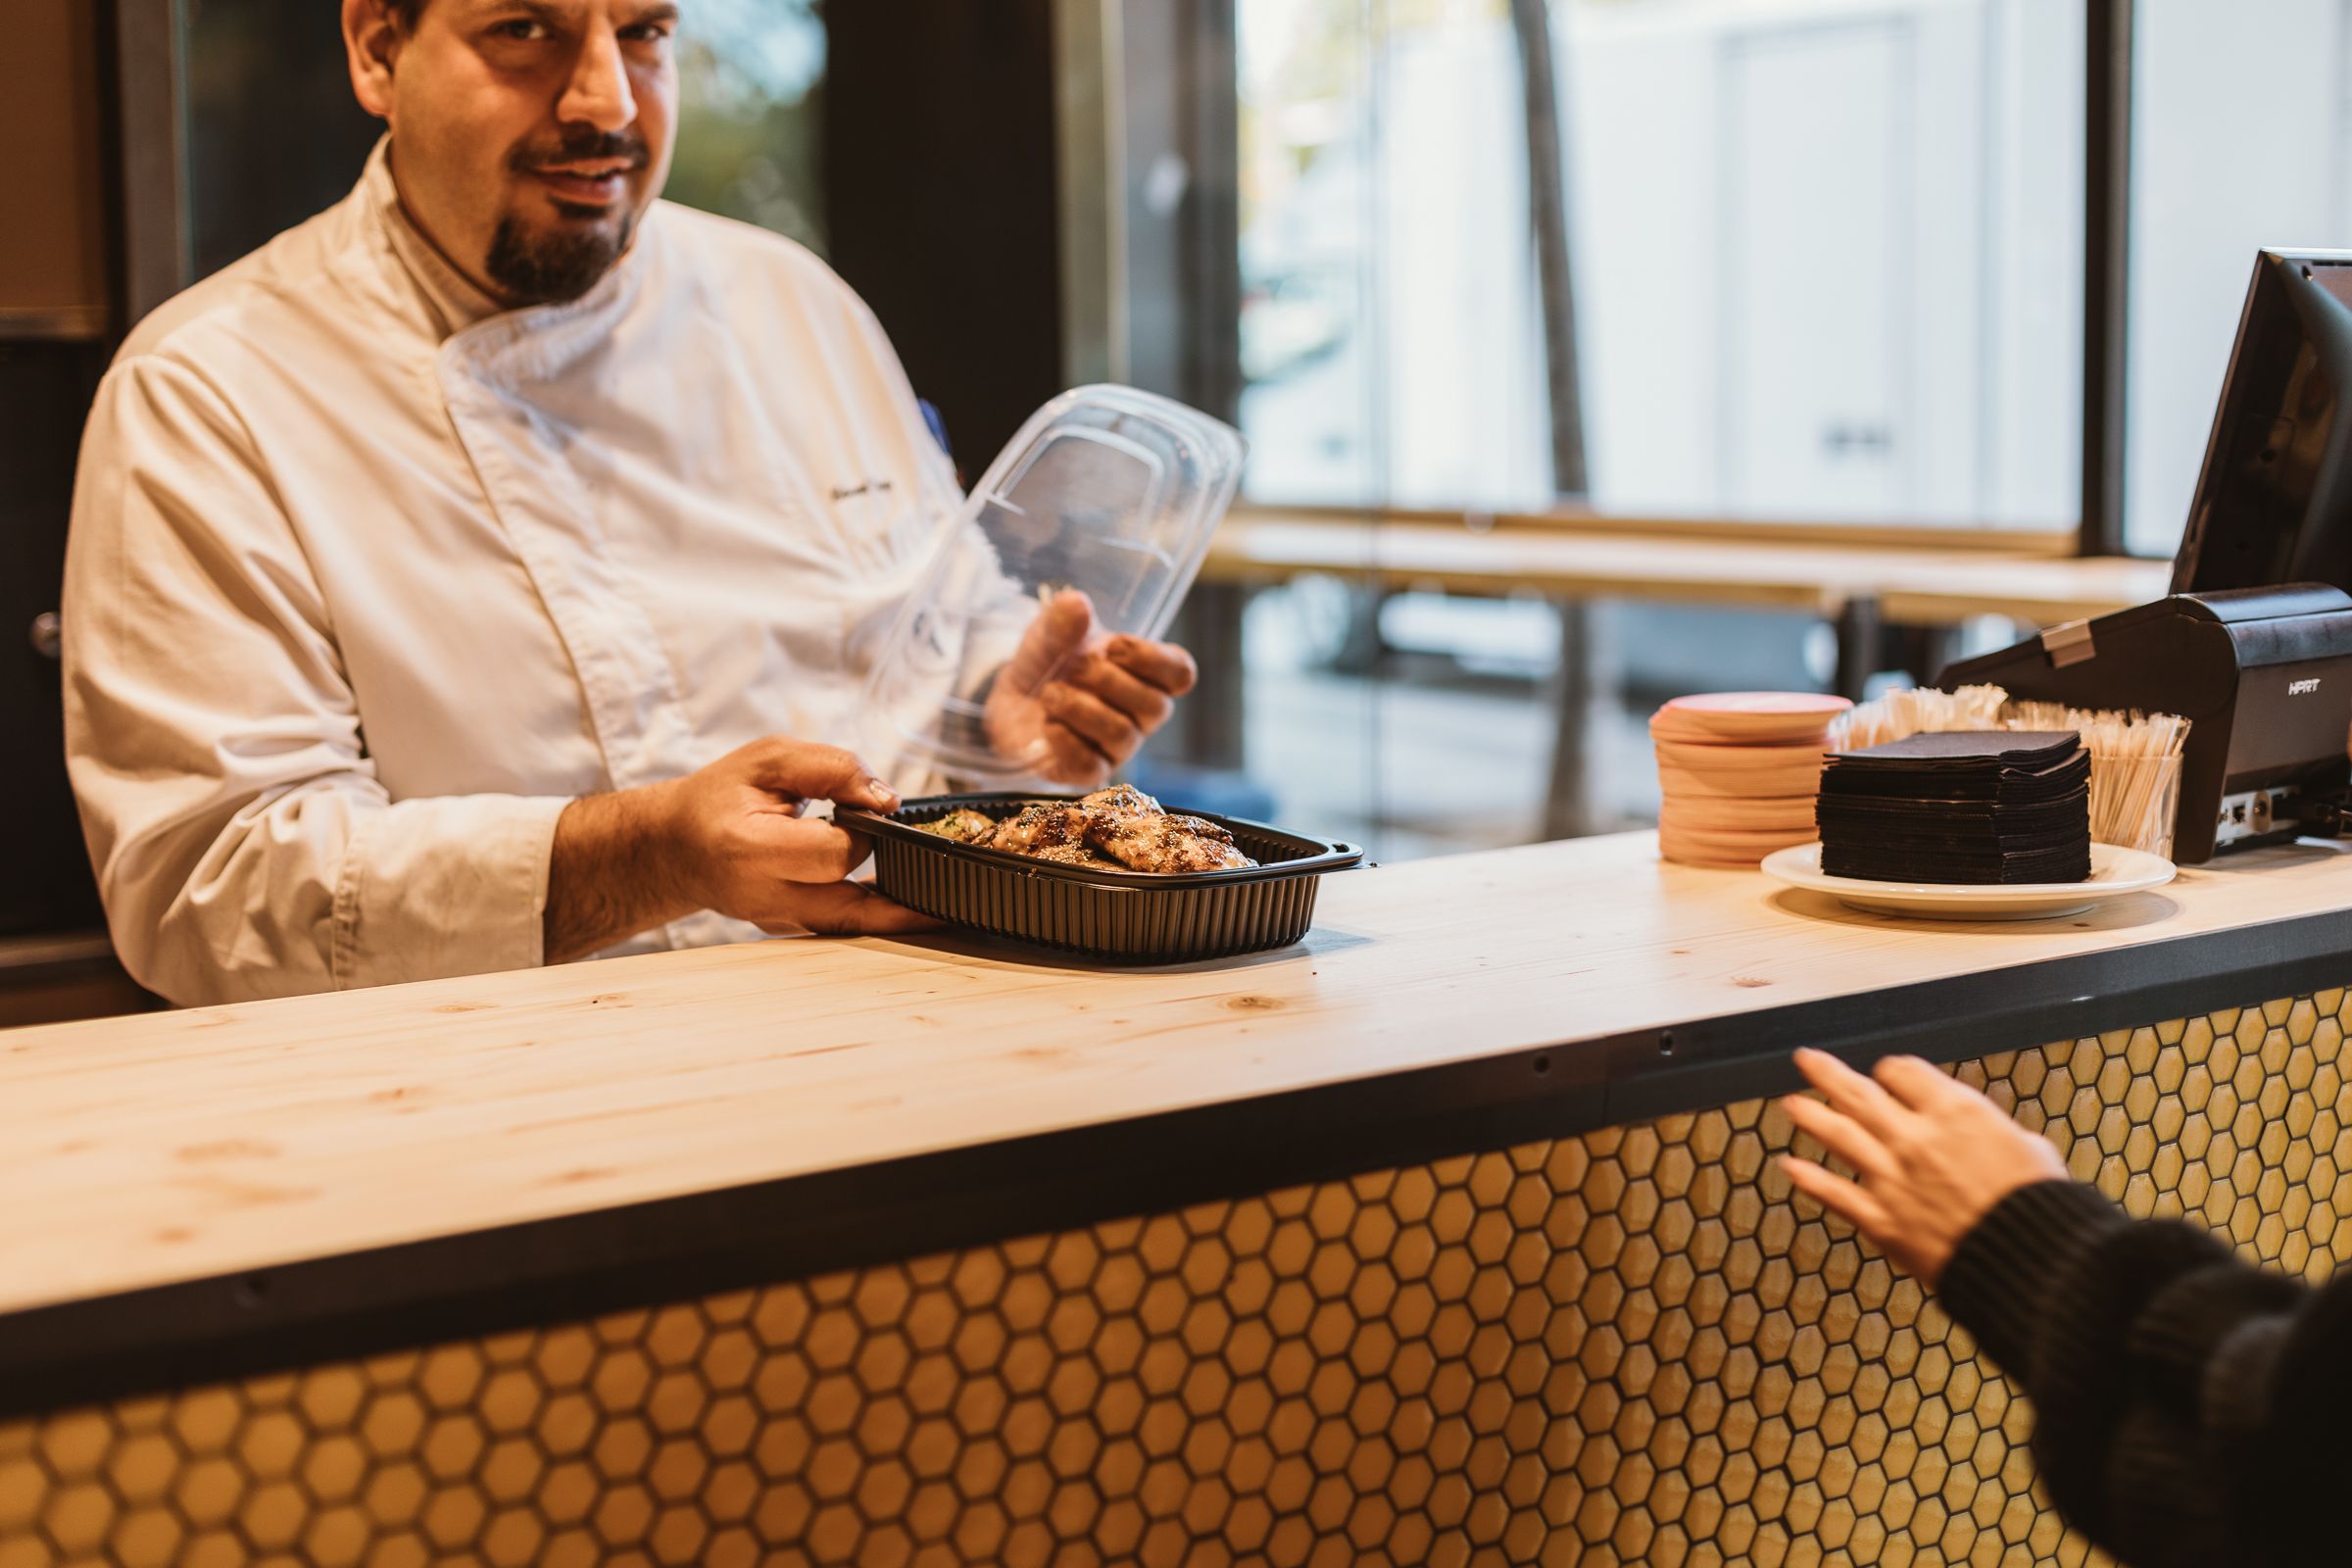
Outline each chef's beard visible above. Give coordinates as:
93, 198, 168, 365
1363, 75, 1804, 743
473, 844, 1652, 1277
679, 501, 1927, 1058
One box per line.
484, 206, 637, 305
486, 126, 650, 304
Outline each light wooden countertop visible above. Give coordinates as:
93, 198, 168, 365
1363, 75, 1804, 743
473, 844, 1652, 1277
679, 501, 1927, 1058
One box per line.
1199, 516, 2172, 626
6, 832, 2350, 1322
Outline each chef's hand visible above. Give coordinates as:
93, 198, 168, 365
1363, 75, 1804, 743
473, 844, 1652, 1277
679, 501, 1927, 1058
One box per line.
661, 738, 942, 936
984, 588, 1199, 786
546, 739, 940, 962
1777, 1048, 2068, 1286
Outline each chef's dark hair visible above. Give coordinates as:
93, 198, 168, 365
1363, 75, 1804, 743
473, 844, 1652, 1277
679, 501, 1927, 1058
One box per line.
384, 0, 424, 28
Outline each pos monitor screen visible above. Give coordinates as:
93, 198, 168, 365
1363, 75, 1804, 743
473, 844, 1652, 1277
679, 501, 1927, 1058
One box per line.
2173, 249, 2352, 595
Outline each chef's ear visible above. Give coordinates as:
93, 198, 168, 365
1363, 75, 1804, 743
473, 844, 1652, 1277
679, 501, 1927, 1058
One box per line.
344, 0, 406, 122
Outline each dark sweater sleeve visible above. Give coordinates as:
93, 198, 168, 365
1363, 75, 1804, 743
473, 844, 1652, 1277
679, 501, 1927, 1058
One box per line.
1939, 1179, 2352, 1568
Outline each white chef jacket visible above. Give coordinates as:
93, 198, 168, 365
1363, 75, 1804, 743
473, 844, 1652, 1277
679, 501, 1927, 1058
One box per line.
63, 140, 975, 1006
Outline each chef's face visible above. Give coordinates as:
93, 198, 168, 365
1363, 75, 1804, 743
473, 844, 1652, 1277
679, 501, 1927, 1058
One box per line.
348, 0, 679, 305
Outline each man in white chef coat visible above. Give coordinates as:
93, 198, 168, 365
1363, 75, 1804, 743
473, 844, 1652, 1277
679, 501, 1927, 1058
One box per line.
60, 0, 1200, 1006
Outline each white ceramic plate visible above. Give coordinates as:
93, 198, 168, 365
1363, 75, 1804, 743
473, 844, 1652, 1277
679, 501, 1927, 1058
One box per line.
1758, 842, 2178, 921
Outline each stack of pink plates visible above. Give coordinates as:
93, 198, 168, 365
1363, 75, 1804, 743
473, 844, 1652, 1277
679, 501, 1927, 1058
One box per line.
1652, 692, 1853, 866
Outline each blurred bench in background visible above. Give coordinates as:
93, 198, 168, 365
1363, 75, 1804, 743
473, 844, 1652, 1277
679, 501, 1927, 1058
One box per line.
1182, 504, 2171, 837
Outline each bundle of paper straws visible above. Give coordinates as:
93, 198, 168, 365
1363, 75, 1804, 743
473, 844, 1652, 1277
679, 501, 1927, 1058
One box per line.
1827, 684, 2009, 751
1828, 686, 2190, 856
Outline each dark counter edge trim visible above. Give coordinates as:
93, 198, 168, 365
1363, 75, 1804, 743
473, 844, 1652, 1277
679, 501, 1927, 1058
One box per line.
4, 906, 2348, 1418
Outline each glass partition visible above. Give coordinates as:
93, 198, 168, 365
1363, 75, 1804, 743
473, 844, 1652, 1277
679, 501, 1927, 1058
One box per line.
175, 0, 2095, 867
1165, 0, 2092, 863
1236, 0, 2086, 527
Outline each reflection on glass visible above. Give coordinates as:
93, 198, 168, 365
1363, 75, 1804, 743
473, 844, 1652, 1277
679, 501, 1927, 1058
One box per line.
1235, 0, 2084, 528
2126, 0, 2352, 560
665, 0, 828, 252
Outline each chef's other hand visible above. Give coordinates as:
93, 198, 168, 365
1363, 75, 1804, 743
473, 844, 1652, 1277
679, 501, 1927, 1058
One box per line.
985, 588, 1199, 786
1777, 1047, 2068, 1286
662, 738, 939, 935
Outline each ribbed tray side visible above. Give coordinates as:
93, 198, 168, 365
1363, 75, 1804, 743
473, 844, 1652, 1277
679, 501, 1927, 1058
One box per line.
865, 807, 1339, 963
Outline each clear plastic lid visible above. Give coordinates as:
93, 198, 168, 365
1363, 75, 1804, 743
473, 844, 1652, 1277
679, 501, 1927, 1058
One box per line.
859, 384, 1247, 782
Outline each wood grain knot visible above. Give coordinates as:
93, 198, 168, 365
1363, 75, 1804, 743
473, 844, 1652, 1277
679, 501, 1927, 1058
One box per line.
1732, 976, 1773, 989
432, 1002, 497, 1013
1225, 995, 1285, 1012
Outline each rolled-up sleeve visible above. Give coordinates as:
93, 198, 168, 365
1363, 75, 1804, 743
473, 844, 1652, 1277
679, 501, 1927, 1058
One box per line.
63, 353, 570, 1006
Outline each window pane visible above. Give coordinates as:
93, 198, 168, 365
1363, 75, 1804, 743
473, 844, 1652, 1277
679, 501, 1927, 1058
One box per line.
1236, 0, 2084, 528
664, 0, 828, 252
2125, 0, 2352, 559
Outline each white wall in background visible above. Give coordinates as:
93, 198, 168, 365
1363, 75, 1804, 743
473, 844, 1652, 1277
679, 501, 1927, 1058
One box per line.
2126, 0, 2352, 559
1721, 18, 1909, 516
1556, 0, 2081, 525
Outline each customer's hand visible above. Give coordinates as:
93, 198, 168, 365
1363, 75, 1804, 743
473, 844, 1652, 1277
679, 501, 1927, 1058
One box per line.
985, 589, 1198, 785
1778, 1048, 2069, 1285
659, 738, 939, 935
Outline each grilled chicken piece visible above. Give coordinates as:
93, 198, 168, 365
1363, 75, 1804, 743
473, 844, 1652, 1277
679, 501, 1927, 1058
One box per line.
918, 785, 1256, 874
988, 802, 1093, 856
917, 808, 999, 844
1080, 784, 1163, 816
1087, 808, 1255, 873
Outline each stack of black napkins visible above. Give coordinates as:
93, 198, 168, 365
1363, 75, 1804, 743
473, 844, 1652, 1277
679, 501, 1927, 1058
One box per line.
1817, 731, 2091, 884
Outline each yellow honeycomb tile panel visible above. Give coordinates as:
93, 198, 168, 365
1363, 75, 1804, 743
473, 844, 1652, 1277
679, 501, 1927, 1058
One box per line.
4, 988, 2347, 1565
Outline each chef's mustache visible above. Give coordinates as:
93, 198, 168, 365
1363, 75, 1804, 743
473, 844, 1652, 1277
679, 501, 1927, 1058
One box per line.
509, 127, 651, 174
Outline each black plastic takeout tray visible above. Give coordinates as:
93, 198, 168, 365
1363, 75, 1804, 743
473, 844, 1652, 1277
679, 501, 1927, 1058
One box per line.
841, 793, 1365, 963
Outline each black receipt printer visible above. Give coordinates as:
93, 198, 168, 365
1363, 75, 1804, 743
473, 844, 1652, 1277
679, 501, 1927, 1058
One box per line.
1940, 250, 2352, 861
1939, 584, 2352, 861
